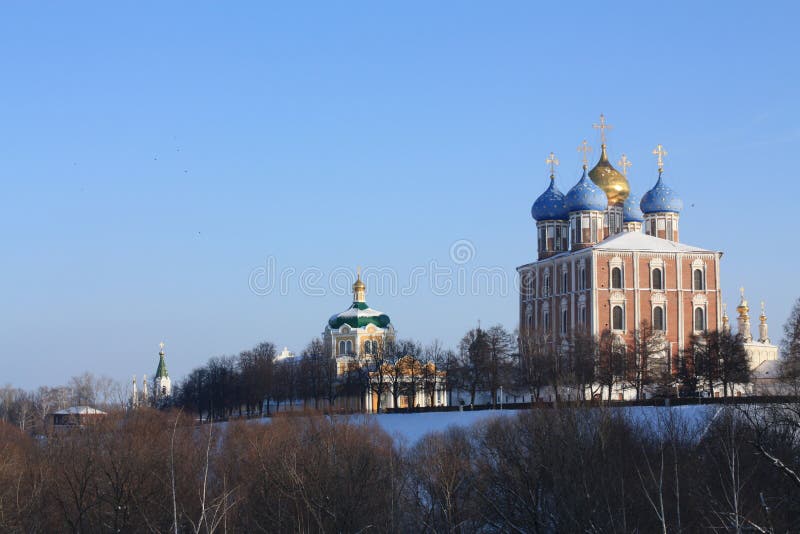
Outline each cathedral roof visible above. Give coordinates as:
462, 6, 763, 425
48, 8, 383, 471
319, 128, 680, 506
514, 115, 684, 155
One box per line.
566, 168, 608, 212
531, 176, 568, 221
328, 272, 392, 329
592, 231, 714, 253
640, 172, 683, 214
328, 301, 391, 329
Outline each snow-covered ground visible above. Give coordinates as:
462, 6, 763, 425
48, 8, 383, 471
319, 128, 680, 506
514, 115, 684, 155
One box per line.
344, 405, 717, 446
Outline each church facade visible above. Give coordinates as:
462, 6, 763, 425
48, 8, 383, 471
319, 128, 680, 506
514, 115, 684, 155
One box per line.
325, 271, 447, 411
518, 116, 722, 376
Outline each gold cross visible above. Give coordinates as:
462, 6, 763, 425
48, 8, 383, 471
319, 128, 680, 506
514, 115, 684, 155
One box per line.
618, 154, 632, 177
159, 341, 165, 351
577, 139, 592, 168
740, 286, 745, 298
652, 144, 668, 172
546, 152, 559, 176
592, 113, 613, 146
761, 301, 766, 315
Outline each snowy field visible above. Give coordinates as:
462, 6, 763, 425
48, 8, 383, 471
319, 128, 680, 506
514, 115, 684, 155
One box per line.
341, 405, 718, 446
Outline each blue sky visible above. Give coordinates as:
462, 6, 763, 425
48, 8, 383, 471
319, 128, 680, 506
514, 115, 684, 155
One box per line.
1, 1, 798, 389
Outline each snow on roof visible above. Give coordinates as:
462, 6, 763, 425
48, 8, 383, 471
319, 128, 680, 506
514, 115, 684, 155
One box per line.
593, 231, 716, 254
53, 406, 107, 415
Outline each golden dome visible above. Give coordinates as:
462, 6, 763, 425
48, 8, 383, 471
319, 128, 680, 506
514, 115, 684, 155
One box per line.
589, 145, 630, 205
352, 270, 366, 302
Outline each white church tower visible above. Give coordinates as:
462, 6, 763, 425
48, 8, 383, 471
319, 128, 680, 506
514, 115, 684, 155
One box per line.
154, 342, 172, 400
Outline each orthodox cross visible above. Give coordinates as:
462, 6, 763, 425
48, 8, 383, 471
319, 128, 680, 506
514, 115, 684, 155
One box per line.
761, 301, 766, 315
159, 341, 165, 351
652, 144, 668, 172
546, 152, 559, 176
592, 113, 612, 145
577, 139, 592, 168
618, 154, 632, 177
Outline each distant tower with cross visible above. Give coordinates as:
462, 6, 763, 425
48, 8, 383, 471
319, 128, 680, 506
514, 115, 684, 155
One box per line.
154, 342, 172, 400
736, 288, 779, 374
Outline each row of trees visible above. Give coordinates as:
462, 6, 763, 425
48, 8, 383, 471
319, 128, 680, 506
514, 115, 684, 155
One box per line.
11, 294, 800, 430
0, 373, 122, 433
2, 403, 799, 532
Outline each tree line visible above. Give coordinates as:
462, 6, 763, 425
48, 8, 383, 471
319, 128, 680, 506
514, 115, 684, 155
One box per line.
2, 403, 800, 532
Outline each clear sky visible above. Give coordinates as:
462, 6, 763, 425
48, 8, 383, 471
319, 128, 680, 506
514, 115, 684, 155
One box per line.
2, 1, 798, 389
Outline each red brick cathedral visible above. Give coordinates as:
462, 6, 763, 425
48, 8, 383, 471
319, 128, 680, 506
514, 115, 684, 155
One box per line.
517, 115, 721, 368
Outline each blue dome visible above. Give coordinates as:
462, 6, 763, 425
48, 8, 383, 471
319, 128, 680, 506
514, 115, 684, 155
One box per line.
640, 172, 683, 214
531, 177, 568, 221
566, 168, 608, 212
623, 193, 644, 222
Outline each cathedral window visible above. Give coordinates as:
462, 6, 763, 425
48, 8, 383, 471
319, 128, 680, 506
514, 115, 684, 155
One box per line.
693, 269, 705, 290
579, 266, 586, 290
543, 274, 551, 296
538, 227, 545, 251
653, 306, 665, 331
562, 270, 568, 293
612, 305, 624, 330
560, 309, 568, 335
579, 305, 587, 325
652, 268, 664, 290
555, 226, 562, 250
694, 307, 706, 332
543, 311, 550, 331
611, 267, 623, 289
338, 340, 346, 355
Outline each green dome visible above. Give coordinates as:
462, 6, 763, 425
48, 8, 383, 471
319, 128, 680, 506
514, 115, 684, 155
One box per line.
328, 301, 391, 329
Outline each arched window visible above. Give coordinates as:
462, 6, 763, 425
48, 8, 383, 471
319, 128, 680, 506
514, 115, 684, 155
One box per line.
562, 270, 568, 293
612, 305, 624, 330
527, 314, 533, 331
652, 268, 663, 290
579, 267, 586, 290
560, 309, 568, 334
338, 340, 346, 355
580, 305, 587, 324
543, 311, 550, 330
611, 267, 622, 289
693, 269, 704, 290
653, 306, 665, 331
543, 274, 551, 296
345, 340, 353, 354
694, 307, 705, 332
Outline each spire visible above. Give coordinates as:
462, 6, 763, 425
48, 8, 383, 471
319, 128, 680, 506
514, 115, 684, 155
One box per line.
155, 342, 169, 379
131, 375, 138, 408
353, 268, 366, 303
722, 303, 730, 333
758, 300, 770, 343
737, 287, 752, 342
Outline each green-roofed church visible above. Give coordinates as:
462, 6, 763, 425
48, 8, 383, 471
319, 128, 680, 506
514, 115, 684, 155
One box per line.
324, 270, 395, 375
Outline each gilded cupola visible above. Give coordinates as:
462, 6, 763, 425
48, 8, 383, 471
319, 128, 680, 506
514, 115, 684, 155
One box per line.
589, 145, 630, 206
587, 114, 630, 206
